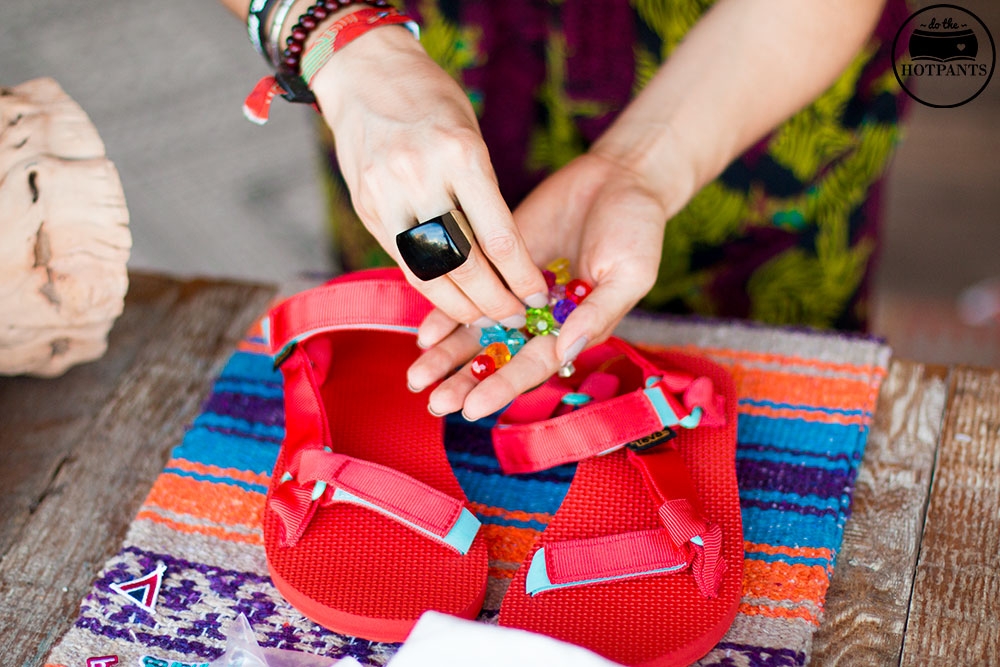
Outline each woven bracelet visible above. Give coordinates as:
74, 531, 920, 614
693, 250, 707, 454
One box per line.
247, 0, 283, 62
243, 3, 419, 124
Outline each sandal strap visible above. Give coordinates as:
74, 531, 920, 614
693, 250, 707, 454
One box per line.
265, 268, 432, 360
626, 447, 727, 597
265, 269, 479, 555
270, 447, 480, 555
496, 338, 728, 598
493, 338, 726, 474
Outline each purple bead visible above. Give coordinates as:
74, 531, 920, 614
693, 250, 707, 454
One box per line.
552, 299, 576, 324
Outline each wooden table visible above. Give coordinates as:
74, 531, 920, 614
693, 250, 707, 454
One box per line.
1, 273, 997, 665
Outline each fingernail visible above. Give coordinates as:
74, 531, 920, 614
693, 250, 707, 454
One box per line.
562, 336, 588, 366
407, 381, 422, 393
525, 292, 549, 309
416, 338, 430, 349
473, 316, 498, 329
428, 404, 445, 417
461, 410, 478, 422
500, 313, 527, 329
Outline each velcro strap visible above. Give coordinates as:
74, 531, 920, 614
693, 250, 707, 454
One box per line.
299, 449, 463, 538
627, 447, 725, 597
525, 529, 692, 596
271, 448, 479, 555
493, 337, 724, 474
266, 269, 432, 358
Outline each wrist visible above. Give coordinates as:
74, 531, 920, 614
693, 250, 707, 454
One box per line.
309, 23, 427, 120
589, 120, 698, 220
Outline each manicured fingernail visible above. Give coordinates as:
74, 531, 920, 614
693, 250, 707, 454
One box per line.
562, 336, 588, 366
525, 292, 549, 309
416, 338, 430, 349
500, 313, 526, 329
407, 381, 422, 393
428, 404, 444, 417
473, 316, 498, 329
461, 410, 477, 422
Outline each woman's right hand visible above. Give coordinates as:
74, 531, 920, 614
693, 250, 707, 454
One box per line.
309, 25, 548, 336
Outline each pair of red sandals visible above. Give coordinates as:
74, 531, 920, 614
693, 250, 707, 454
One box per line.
262, 270, 743, 666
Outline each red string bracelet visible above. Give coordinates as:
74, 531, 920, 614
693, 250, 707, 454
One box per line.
244, 0, 415, 124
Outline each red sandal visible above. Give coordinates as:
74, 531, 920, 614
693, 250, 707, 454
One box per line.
262, 269, 488, 643
493, 338, 742, 666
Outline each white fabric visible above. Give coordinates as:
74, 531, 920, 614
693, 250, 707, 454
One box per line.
388, 611, 622, 667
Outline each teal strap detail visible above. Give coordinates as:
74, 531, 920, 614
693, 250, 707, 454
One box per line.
643, 385, 680, 428
524, 547, 688, 597
331, 488, 480, 555
680, 406, 703, 429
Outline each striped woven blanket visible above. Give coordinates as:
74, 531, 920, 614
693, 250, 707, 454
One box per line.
46, 313, 888, 667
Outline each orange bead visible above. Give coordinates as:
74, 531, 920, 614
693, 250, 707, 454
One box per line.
483, 342, 512, 368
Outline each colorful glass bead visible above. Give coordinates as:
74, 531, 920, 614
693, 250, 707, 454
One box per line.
552, 298, 577, 324
479, 324, 508, 347
483, 342, 512, 368
546, 258, 571, 285
560, 392, 592, 407
471, 354, 496, 380
565, 278, 593, 304
505, 329, 526, 354
542, 269, 556, 289
548, 283, 566, 305
526, 307, 557, 336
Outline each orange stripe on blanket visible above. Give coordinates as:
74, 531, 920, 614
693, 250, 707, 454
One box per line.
136, 510, 263, 546
468, 502, 552, 526
737, 404, 869, 426
727, 366, 880, 413
168, 458, 271, 487
743, 560, 830, 605
640, 343, 887, 379
144, 474, 264, 529
480, 524, 540, 567
744, 542, 834, 563
237, 340, 271, 354
737, 602, 820, 626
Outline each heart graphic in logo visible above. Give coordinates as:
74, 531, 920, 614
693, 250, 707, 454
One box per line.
957, 43, 966, 50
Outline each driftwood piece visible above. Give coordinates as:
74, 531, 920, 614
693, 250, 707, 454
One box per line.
0, 273, 277, 666
0, 77, 130, 377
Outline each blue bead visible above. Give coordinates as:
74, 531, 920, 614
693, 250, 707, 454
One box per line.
479, 324, 507, 347
506, 329, 526, 355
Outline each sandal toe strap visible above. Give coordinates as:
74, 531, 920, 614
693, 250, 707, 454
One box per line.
270, 448, 480, 555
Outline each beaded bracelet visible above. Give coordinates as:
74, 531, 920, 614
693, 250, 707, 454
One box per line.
279, 0, 391, 75
243, 1, 417, 124
471, 259, 594, 381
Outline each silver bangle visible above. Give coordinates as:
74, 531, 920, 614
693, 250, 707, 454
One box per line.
266, 0, 300, 67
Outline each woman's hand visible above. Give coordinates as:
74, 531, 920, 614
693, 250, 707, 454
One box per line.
408, 149, 694, 420
311, 26, 548, 330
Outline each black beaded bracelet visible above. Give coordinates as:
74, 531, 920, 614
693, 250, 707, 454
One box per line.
279, 0, 391, 74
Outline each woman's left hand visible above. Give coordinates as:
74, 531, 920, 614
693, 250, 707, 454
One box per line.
407, 150, 690, 419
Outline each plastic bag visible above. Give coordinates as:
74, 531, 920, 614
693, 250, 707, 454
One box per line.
209, 615, 361, 667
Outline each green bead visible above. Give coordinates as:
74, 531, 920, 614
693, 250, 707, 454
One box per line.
526, 307, 557, 336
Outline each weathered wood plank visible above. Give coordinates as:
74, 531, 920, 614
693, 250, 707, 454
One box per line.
0, 273, 181, 557
901, 367, 1000, 666
811, 361, 948, 665
0, 274, 275, 667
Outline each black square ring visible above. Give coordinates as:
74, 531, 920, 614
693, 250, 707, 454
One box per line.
395, 210, 475, 282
